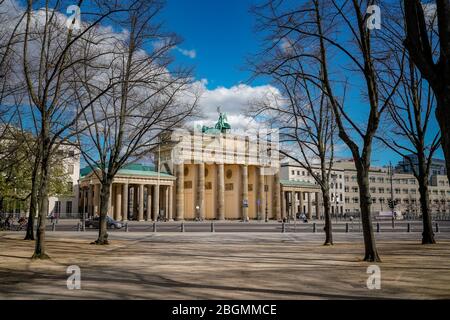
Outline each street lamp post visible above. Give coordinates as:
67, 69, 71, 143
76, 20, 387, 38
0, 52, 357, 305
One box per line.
265, 175, 268, 222
331, 173, 338, 223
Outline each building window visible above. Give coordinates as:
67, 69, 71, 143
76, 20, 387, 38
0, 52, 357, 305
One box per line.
225, 183, 234, 191
67, 183, 73, 193
68, 150, 75, 157
345, 186, 349, 192
378, 188, 384, 193
226, 169, 233, 179
248, 184, 253, 192
264, 185, 269, 192
68, 164, 74, 174
184, 181, 192, 189
54, 201, 61, 214
205, 182, 212, 190
66, 201, 72, 214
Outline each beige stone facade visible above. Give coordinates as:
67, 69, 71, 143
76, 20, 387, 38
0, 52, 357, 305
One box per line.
281, 159, 450, 218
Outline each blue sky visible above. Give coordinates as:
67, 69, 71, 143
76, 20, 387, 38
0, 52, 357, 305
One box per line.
159, 0, 444, 166
8, 0, 444, 167
162, 0, 264, 89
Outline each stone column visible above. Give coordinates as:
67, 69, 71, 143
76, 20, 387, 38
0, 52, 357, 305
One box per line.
168, 185, 173, 221
88, 184, 93, 217
175, 163, 184, 221
315, 192, 320, 220
217, 163, 225, 220
290, 191, 295, 219
273, 173, 281, 220
241, 165, 249, 221
153, 184, 160, 221
165, 186, 169, 220
115, 184, 122, 221
317, 192, 323, 220
108, 185, 113, 217
94, 184, 100, 215
146, 185, 152, 221
257, 167, 264, 220
299, 191, 303, 215
138, 184, 144, 221
197, 163, 205, 220
122, 183, 128, 221
133, 186, 138, 220
281, 189, 286, 220
307, 192, 312, 220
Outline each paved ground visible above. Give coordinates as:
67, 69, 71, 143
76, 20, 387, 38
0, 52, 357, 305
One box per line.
41, 219, 450, 233
0, 232, 450, 299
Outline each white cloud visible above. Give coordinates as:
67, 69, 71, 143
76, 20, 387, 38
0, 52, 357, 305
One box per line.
177, 47, 197, 59
187, 82, 281, 131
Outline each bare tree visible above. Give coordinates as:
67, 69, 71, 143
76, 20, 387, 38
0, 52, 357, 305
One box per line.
73, 0, 199, 245
249, 30, 337, 245
404, 0, 450, 185
252, 0, 403, 261
379, 60, 440, 244
376, 3, 441, 244
14, 0, 129, 259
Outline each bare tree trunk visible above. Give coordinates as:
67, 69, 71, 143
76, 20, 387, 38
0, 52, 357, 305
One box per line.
32, 137, 50, 259
322, 189, 333, 246
417, 150, 436, 244
24, 153, 40, 240
356, 164, 380, 262
92, 182, 111, 245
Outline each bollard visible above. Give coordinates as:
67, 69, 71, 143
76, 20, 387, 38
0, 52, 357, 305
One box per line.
282, 222, 286, 233
125, 223, 129, 232
407, 223, 411, 233
211, 222, 215, 233
436, 223, 439, 233
376, 222, 380, 233
181, 222, 185, 232
313, 223, 316, 233
153, 222, 157, 233
52, 222, 56, 231
345, 223, 349, 233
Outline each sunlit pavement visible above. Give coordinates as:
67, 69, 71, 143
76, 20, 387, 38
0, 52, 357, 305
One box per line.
1, 232, 450, 299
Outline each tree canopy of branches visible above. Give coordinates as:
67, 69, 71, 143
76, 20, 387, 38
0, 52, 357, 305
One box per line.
250, 3, 337, 244
377, 3, 441, 244
251, 0, 404, 261
73, 0, 199, 245
404, 0, 450, 185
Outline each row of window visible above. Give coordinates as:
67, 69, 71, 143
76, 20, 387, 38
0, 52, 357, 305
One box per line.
345, 197, 450, 205
345, 176, 418, 185
53, 201, 73, 214
345, 186, 450, 196
183, 181, 270, 192
291, 170, 343, 180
